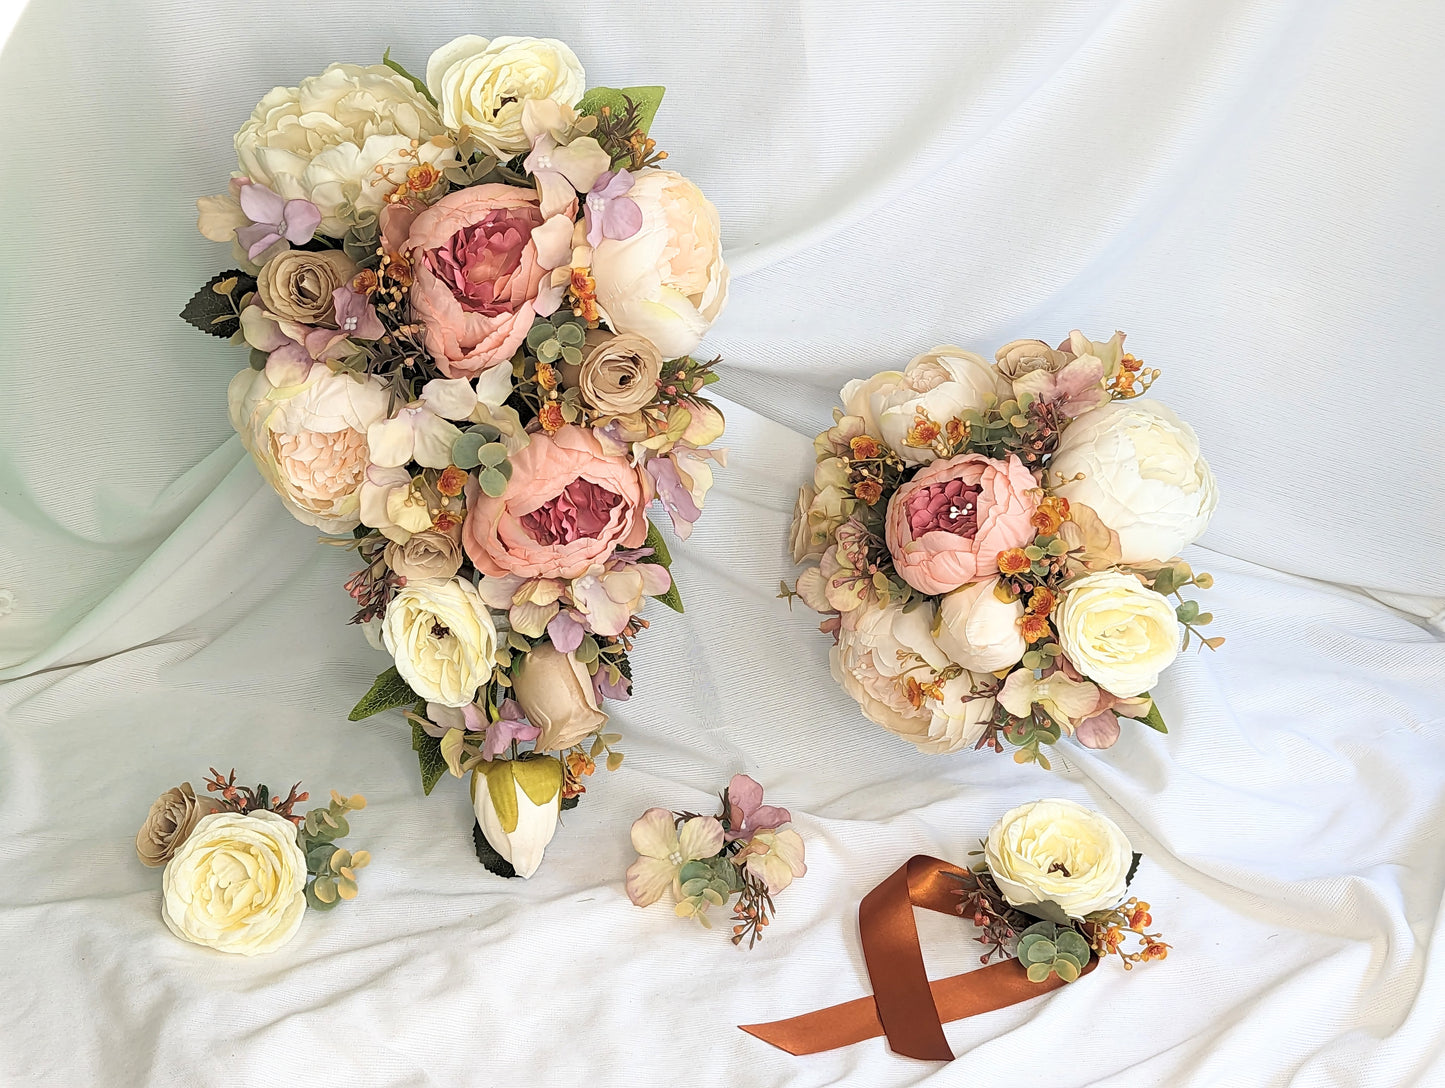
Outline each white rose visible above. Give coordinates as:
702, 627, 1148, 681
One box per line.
984, 798, 1133, 920
160, 811, 307, 956
472, 757, 564, 879
590, 168, 729, 360
1051, 399, 1217, 563
876, 348, 1008, 464
831, 599, 995, 754
381, 578, 498, 707
1055, 570, 1179, 698
426, 35, 586, 156
936, 577, 1027, 672
234, 63, 455, 236
227, 364, 391, 533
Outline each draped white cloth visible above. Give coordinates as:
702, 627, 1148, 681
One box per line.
2, 1, 1443, 1084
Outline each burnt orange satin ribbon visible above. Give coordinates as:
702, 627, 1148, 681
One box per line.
740, 855, 1097, 1061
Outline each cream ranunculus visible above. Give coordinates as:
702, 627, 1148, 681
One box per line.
227, 364, 391, 533
510, 641, 608, 751
235, 63, 456, 236
876, 348, 1009, 464
160, 810, 307, 955
381, 577, 498, 707
1055, 570, 1180, 698
426, 35, 586, 157
1051, 398, 1218, 563
984, 798, 1133, 920
935, 576, 1027, 673
830, 599, 996, 754
590, 168, 729, 360
472, 757, 564, 879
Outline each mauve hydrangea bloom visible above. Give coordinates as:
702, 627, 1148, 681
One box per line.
235, 181, 320, 260
585, 170, 643, 246
885, 453, 1038, 596
725, 774, 791, 841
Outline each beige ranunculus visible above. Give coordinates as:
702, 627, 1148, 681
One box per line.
384, 528, 464, 582
1055, 570, 1180, 698
511, 641, 608, 751
136, 783, 222, 868
256, 249, 358, 326
160, 810, 308, 955
984, 798, 1133, 920
994, 338, 1071, 380
571, 330, 663, 416
381, 577, 498, 708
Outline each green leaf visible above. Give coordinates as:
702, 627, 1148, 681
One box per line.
382, 47, 437, 107
526, 321, 555, 350
1153, 566, 1177, 595
1125, 851, 1143, 887
349, 667, 419, 721
1026, 961, 1054, 984
451, 431, 486, 469
180, 269, 255, 339
1139, 701, 1168, 733
476, 442, 508, 467
411, 722, 447, 796
560, 793, 581, 812
1018, 898, 1072, 926
1176, 599, 1200, 623
640, 518, 683, 612
1055, 929, 1090, 961
577, 85, 666, 136
477, 467, 508, 497
555, 322, 585, 347
471, 820, 519, 878
1054, 956, 1081, 983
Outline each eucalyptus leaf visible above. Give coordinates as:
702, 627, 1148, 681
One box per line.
477, 467, 508, 497
476, 442, 508, 467
451, 431, 486, 470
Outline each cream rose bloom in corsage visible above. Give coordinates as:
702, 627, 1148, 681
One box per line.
590, 168, 729, 360
1051, 398, 1217, 564
1055, 570, 1180, 698
426, 35, 586, 157
842, 347, 1007, 465
381, 577, 498, 707
984, 798, 1133, 920
160, 810, 308, 956
227, 364, 391, 533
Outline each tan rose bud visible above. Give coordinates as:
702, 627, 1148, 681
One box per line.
568, 330, 663, 416
384, 528, 464, 582
256, 249, 358, 326
511, 641, 608, 751
135, 783, 221, 868
994, 338, 1071, 380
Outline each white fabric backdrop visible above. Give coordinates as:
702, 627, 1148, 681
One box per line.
2, 1, 1444, 1084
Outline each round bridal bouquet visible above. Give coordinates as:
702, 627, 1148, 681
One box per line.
785, 334, 1220, 766
183, 35, 728, 877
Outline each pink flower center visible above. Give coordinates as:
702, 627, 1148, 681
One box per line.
520, 478, 623, 546
426, 206, 543, 316
906, 479, 982, 538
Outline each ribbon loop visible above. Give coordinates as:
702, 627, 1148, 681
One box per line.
741, 855, 1097, 1060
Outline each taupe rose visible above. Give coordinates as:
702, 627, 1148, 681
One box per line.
384, 528, 464, 581
135, 783, 221, 868
565, 331, 663, 416
256, 249, 358, 326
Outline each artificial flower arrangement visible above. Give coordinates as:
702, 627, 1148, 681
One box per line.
625, 775, 806, 947
182, 35, 728, 878
786, 334, 1220, 766
739, 797, 1164, 1061
135, 770, 367, 956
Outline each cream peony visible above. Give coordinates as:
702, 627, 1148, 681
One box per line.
842, 348, 1007, 464
935, 577, 1027, 673
984, 798, 1133, 920
426, 35, 586, 156
381, 578, 498, 707
1055, 571, 1180, 698
227, 364, 391, 534
590, 169, 729, 360
234, 63, 455, 236
830, 599, 995, 755
1051, 399, 1217, 563
160, 810, 307, 956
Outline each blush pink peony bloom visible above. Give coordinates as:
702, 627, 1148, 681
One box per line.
885, 453, 1039, 595
463, 425, 652, 580
405, 184, 570, 378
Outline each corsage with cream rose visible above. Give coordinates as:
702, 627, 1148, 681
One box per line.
785, 335, 1220, 766
625, 775, 806, 948
183, 35, 727, 878
136, 770, 367, 955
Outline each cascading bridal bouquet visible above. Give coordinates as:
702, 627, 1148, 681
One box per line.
786, 334, 1220, 766
184, 34, 728, 877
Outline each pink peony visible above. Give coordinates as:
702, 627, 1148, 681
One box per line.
463, 425, 652, 580
405, 184, 561, 378
885, 453, 1039, 595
